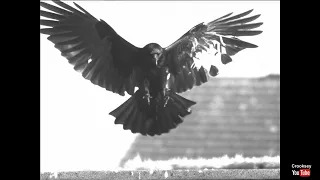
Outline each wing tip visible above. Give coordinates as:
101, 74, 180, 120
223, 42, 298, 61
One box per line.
256, 22, 264, 27
251, 44, 259, 48
254, 14, 262, 19
73, 2, 79, 6
249, 9, 254, 11
253, 30, 263, 36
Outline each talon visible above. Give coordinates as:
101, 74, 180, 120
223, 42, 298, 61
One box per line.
164, 95, 170, 107
143, 93, 152, 105
163, 89, 172, 107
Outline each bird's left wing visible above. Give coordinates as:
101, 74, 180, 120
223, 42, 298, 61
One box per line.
163, 9, 263, 93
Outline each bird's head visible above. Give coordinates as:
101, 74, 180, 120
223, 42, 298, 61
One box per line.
143, 43, 164, 67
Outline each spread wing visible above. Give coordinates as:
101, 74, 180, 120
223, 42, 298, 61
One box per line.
163, 9, 263, 93
40, 1, 142, 96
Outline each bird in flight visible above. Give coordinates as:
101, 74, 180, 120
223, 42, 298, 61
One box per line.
40, 1, 263, 136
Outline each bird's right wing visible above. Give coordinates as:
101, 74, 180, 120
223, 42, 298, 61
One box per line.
40, 1, 142, 96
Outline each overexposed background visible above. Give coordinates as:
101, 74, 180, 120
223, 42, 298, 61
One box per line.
40, 1, 280, 172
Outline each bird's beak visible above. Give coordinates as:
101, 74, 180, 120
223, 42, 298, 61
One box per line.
153, 54, 159, 65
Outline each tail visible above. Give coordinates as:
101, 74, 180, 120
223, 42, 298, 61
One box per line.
109, 90, 196, 136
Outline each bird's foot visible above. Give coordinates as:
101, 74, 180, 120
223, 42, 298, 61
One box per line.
163, 89, 172, 107
143, 93, 152, 105
164, 95, 171, 107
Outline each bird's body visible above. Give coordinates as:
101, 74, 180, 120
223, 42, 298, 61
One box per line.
138, 43, 166, 97
40, 1, 263, 136
139, 43, 172, 100
109, 43, 196, 136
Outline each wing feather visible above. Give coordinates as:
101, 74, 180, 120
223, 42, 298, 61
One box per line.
40, 10, 66, 21
40, 2, 73, 16
164, 9, 262, 93
210, 9, 253, 24
40, 1, 142, 96
209, 12, 233, 23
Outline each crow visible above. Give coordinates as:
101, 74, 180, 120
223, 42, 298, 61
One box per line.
40, 1, 263, 136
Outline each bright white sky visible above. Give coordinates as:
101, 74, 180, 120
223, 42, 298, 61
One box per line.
40, 1, 280, 172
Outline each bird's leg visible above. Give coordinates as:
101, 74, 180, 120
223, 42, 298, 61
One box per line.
142, 79, 152, 105
162, 88, 171, 107
162, 78, 172, 107
161, 68, 172, 107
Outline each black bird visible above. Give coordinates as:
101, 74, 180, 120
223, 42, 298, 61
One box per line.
40, 1, 263, 136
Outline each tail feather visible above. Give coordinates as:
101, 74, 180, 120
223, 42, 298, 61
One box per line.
171, 100, 191, 117
149, 118, 164, 136
131, 111, 143, 134
114, 98, 136, 125
141, 113, 151, 135
161, 107, 176, 130
110, 95, 135, 120
109, 89, 196, 136
166, 101, 184, 126
170, 92, 196, 110
123, 105, 138, 130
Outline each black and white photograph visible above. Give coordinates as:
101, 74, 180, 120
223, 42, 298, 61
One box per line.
40, 0, 280, 179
